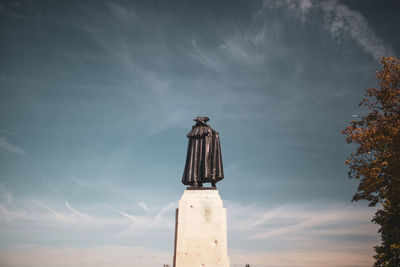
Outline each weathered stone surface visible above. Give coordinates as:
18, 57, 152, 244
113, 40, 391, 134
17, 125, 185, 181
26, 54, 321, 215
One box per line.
173, 189, 230, 267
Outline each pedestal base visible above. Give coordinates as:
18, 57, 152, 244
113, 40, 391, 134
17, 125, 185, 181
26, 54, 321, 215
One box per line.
173, 189, 230, 267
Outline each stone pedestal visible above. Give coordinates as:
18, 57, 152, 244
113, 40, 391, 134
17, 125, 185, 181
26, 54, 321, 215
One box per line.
173, 189, 230, 267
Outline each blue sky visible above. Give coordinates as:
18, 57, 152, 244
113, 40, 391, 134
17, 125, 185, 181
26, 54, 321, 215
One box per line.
0, 0, 399, 266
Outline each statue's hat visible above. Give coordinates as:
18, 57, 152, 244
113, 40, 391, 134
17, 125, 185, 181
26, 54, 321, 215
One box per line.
194, 117, 209, 123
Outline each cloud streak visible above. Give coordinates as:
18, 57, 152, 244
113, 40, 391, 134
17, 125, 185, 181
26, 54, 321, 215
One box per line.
226, 200, 378, 243
0, 182, 379, 267
320, 0, 394, 61
103, 203, 137, 223
0, 136, 26, 156
258, 0, 395, 61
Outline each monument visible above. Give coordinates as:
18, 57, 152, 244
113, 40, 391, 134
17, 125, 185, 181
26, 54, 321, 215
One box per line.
173, 117, 230, 267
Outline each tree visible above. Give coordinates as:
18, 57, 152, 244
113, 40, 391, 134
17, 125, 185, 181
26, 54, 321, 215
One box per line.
342, 56, 400, 267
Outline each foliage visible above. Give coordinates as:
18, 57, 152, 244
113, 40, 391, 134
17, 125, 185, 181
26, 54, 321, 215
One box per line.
342, 57, 400, 267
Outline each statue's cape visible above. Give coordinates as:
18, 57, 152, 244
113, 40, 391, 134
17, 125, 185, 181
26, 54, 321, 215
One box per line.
182, 125, 224, 185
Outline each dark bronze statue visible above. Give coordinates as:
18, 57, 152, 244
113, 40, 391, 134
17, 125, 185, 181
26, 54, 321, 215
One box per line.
182, 117, 224, 188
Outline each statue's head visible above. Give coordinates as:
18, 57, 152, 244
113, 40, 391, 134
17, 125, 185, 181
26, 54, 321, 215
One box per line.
194, 116, 209, 125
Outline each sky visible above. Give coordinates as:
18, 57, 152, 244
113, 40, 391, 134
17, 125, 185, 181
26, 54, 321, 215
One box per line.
0, 0, 399, 266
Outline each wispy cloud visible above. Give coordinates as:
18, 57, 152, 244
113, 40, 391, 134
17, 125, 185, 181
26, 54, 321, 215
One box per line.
320, 0, 394, 61
0, 183, 379, 267
70, 176, 110, 188
38, 201, 68, 222
138, 201, 149, 212
0, 184, 176, 235
64, 201, 101, 226
258, 0, 394, 61
0, 136, 26, 156
189, 38, 225, 71
59, 0, 392, 138
103, 203, 137, 223
89, 139, 121, 157
150, 200, 177, 229
0, 129, 27, 140
227, 201, 378, 240
225, 200, 379, 266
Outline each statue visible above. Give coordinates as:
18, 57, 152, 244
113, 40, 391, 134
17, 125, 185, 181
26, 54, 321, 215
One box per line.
182, 117, 224, 188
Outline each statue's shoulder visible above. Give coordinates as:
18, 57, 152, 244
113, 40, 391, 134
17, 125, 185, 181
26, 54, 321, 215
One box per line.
187, 125, 213, 137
